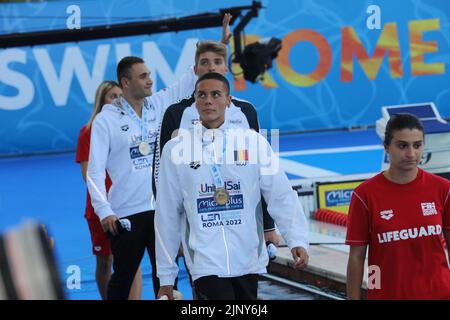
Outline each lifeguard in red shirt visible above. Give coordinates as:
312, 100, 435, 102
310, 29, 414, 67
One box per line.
346, 113, 450, 300
76, 80, 142, 300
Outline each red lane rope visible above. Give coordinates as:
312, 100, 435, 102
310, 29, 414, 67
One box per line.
314, 209, 348, 227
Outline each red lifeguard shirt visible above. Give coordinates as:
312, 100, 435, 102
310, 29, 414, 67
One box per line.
76, 125, 112, 220
346, 169, 450, 299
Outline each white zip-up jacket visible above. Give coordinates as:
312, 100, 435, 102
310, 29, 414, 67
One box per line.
153, 99, 255, 192
152, 97, 277, 232
155, 124, 309, 285
86, 67, 197, 221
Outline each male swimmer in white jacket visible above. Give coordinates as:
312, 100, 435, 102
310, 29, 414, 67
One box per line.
155, 72, 309, 300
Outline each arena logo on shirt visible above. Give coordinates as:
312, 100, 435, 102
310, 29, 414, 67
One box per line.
421, 202, 437, 216
380, 209, 394, 220
377, 224, 442, 244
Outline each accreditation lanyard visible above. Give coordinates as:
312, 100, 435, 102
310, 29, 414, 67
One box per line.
205, 128, 227, 191
120, 96, 150, 143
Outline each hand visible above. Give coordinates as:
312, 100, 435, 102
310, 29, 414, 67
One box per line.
101, 215, 119, 236
221, 13, 232, 44
158, 285, 174, 300
291, 246, 309, 270
264, 230, 281, 246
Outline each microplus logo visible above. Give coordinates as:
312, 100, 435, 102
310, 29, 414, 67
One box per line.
325, 189, 352, 206
197, 195, 244, 213
421, 202, 437, 216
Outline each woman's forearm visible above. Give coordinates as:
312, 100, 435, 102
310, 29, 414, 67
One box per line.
346, 246, 366, 300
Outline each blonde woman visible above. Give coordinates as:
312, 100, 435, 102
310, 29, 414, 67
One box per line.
76, 81, 142, 300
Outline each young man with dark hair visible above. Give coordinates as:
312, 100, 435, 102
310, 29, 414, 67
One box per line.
87, 55, 196, 299
87, 15, 233, 300
155, 73, 309, 300
117, 56, 145, 84
153, 39, 281, 246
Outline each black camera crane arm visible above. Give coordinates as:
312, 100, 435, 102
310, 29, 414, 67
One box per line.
0, 1, 262, 49
230, 1, 263, 63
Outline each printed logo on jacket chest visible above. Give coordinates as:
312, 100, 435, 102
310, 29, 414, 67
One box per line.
421, 202, 437, 216
228, 119, 242, 125
379, 209, 394, 220
234, 149, 248, 166
190, 161, 201, 169
197, 179, 244, 229
199, 180, 242, 196
127, 132, 156, 171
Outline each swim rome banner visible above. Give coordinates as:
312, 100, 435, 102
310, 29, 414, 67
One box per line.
0, 0, 449, 154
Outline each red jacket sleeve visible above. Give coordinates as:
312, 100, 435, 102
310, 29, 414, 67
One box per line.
75, 125, 90, 163
345, 189, 370, 246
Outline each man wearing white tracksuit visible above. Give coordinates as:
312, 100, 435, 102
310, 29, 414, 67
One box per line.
87, 56, 196, 299
155, 72, 309, 300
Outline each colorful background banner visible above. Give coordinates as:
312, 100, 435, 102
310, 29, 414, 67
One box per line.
1, 0, 449, 155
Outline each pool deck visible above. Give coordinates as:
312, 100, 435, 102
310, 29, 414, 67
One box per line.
269, 219, 368, 299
